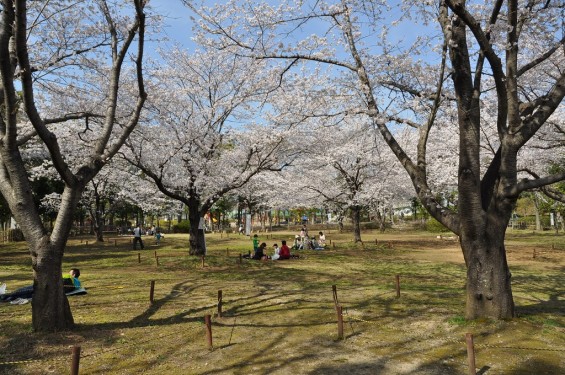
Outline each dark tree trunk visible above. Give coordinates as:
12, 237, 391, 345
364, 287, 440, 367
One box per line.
351, 206, 362, 242
188, 202, 206, 255
31, 237, 74, 331
461, 220, 515, 319
337, 215, 344, 232
376, 210, 386, 233
92, 194, 104, 242
188, 223, 206, 255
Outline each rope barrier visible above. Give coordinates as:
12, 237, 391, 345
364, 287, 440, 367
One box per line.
0, 356, 69, 366
475, 343, 565, 352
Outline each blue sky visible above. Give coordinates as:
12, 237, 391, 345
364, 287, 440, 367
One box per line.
148, 0, 195, 52
146, 0, 438, 64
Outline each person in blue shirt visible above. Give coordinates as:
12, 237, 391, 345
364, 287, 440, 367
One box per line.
1, 268, 84, 303
63, 268, 82, 292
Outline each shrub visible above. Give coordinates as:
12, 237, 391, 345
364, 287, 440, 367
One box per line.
425, 218, 450, 233
172, 220, 191, 233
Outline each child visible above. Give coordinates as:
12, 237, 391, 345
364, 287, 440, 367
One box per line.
252, 234, 259, 252
155, 230, 163, 245
272, 243, 280, 260
318, 231, 326, 246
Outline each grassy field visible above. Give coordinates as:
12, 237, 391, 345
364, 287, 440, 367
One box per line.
0, 228, 563, 374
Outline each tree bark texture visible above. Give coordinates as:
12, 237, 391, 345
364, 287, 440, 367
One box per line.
31, 238, 74, 331
460, 218, 515, 319
351, 206, 362, 243
188, 203, 206, 256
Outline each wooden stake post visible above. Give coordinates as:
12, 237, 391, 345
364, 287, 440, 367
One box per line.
336, 305, 344, 340
70, 345, 81, 375
149, 280, 155, 303
466, 333, 476, 375
205, 314, 213, 349
217, 290, 223, 317
332, 285, 339, 310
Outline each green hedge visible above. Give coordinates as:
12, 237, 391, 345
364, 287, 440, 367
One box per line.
425, 218, 450, 233
172, 220, 191, 233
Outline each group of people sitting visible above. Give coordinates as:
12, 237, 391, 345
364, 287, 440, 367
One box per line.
0, 268, 86, 305
244, 235, 298, 260
294, 228, 326, 250
245, 228, 328, 261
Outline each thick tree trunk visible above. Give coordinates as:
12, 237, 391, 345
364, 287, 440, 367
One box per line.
188, 204, 206, 255
351, 206, 362, 242
188, 223, 206, 255
462, 229, 515, 319
31, 237, 74, 331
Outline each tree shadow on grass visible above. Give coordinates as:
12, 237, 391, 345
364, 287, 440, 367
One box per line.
308, 359, 462, 375
516, 291, 565, 318
508, 358, 565, 375
513, 266, 565, 318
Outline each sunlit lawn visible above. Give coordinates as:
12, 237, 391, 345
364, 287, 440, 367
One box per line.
0, 228, 563, 374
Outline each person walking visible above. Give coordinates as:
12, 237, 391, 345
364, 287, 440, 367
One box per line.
133, 224, 144, 250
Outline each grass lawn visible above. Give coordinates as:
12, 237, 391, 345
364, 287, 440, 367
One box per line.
0, 228, 564, 374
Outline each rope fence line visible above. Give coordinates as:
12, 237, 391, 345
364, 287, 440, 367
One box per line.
0, 355, 70, 366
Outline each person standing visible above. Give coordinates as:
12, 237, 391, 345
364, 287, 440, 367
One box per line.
252, 234, 259, 252
133, 224, 144, 250
154, 230, 163, 245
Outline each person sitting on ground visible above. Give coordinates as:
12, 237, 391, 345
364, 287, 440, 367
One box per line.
1, 268, 85, 303
279, 240, 293, 260
272, 243, 281, 260
243, 242, 268, 260
252, 242, 268, 260
311, 236, 325, 250
318, 231, 326, 246
293, 235, 302, 250
63, 268, 82, 293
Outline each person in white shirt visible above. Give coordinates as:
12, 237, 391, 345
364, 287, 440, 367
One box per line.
133, 225, 144, 250
318, 231, 326, 246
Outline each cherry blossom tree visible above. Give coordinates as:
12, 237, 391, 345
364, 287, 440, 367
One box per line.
189, 0, 565, 319
124, 48, 290, 255
0, 0, 147, 331
287, 115, 409, 242
81, 159, 165, 242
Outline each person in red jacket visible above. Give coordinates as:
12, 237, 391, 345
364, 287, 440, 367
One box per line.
279, 240, 291, 260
